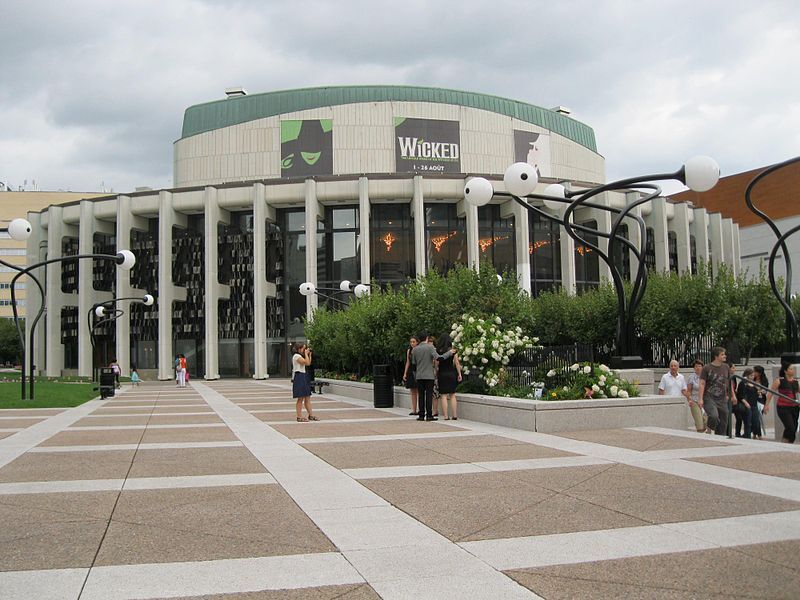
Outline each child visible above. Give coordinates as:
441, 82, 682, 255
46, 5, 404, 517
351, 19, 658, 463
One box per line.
130, 368, 141, 387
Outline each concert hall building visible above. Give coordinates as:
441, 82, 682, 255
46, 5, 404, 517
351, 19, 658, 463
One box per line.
24, 86, 740, 379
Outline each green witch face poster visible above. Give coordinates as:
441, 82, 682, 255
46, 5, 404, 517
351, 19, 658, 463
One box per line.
280, 119, 333, 177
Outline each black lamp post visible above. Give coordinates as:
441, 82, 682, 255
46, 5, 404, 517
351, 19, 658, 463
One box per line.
88, 294, 155, 382
463, 156, 721, 369
8, 218, 137, 400
744, 156, 800, 365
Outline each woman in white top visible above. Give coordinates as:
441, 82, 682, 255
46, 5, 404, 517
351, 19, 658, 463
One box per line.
685, 359, 707, 432
292, 343, 317, 422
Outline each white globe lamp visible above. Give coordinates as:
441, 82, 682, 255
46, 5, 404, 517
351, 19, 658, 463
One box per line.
543, 184, 566, 210
683, 156, 720, 192
354, 284, 370, 298
116, 250, 136, 270
463, 177, 494, 207
8, 218, 32, 241
504, 162, 538, 197
299, 282, 316, 296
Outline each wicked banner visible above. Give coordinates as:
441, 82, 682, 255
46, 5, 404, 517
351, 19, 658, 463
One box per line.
394, 117, 461, 174
513, 130, 552, 178
281, 119, 333, 177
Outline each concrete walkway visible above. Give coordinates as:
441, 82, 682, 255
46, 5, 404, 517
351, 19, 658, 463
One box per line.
1, 380, 799, 599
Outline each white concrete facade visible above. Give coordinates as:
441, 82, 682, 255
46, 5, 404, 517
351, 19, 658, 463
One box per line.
27, 175, 738, 379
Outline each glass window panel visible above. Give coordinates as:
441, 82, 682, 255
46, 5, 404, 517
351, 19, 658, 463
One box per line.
286, 211, 306, 232
332, 208, 358, 229
333, 231, 360, 281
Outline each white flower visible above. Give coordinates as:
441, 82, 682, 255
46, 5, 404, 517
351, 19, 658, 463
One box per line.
619, 390, 629, 398
463, 367, 470, 375
450, 330, 457, 338
508, 348, 515, 355
562, 386, 569, 391
570, 363, 579, 371
592, 384, 600, 392
502, 357, 509, 365
468, 316, 475, 323
610, 385, 619, 396
583, 365, 591, 374
547, 369, 556, 377
599, 375, 606, 382
599, 364, 610, 373
598, 380, 604, 387
462, 314, 468, 320
492, 340, 500, 349
495, 316, 502, 324
482, 358, 488, 364
516, 326, 522, 333
503, 335, 510, 342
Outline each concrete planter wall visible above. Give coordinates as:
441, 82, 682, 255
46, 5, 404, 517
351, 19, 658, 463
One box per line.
319, 378, 687, 433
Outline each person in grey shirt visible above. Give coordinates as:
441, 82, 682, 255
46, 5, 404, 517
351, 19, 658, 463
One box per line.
411, 332, 455, 421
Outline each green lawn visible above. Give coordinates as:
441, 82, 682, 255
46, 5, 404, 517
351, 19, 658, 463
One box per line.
0, 378, 100, 409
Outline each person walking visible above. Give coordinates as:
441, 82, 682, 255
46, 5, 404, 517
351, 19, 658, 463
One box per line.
658, 359, 687, 397
402, 336, 420, 416
765, 363, 800, 444
292, 343, 318, 422
436, 334, 462, 420
176, 354, 187, 387
109, 358, 121, 389
411, 332, 455, 422
698, 347, 731, 436
752, 365, 769, 439
130, 367, 141, 387
175, 354, 181, 386
735, 367, 757, 438
685, 359, 707, 433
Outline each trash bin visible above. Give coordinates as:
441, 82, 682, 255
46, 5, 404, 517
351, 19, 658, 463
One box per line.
99, 367, 116, 399
373, 364, 394, 408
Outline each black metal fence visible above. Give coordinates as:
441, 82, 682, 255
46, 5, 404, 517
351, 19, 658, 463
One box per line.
506, 344, 596, 387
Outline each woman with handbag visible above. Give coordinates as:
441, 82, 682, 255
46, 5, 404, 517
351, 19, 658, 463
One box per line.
292, 343, 318, 422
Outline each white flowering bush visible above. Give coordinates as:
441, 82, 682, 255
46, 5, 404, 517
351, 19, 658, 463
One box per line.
543, 362, 639, 400
451, 314, 539, 388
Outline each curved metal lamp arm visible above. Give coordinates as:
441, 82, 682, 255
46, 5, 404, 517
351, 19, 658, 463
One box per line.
744, 156, 800, 351
312, 291, 349, 307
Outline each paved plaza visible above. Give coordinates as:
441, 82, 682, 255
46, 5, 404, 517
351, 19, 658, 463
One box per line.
1, 381, 799, 599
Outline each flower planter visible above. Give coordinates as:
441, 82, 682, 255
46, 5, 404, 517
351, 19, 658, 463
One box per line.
318, 378, 687, 433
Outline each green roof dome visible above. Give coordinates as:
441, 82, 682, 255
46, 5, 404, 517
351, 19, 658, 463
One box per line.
180, 85, 597, 152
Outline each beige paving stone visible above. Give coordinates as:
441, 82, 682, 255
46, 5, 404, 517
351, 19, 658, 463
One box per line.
506, 540, 800, 599
408, 434, 576, 462
365, 420, 466, 435
0, 431, 14, 439
72, 415, 151, 427
272, 423, 378, 439
146, 414, 222, 425
140, 427, 238, 444
95, 485, 336, 565
0, 449, 135, 482
304, 440, 463, 469
0, 491, 117, 570
162, 584, 381, 599
304, 435, 574, 469
554, 428, 733, 451
128, 447, 268, 478
533, 463, 800, 524
40, 429, 148, 446
690, 451, 800, 481
0, 409, 65, 417
0, 417, 48, 428
361, 468, 648, 542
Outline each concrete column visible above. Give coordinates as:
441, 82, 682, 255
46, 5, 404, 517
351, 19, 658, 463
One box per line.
691, 208, 710, 269
204, 186, 230, 380
593, 194, 612, 283
412, 175, 426, 278
722, 218, 736, 276
304, 179, 319, 316
359, 177, 371, 283
465, 195, 480, 270
709, 212, 724, 277
25, 211, 46, 376
559, 210, 577, 294
253, 183, 268, 379
503, 200, 531, 294
157, 191, 187, 380
77, 201, 115, 377
733, 223, 741, 274
116, 195, 148, 377
650, 197, 670, 272
45, 206, 66, 377
673, 202, 692, 274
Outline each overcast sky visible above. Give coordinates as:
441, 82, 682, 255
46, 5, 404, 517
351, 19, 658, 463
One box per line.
1, 0, 798, 196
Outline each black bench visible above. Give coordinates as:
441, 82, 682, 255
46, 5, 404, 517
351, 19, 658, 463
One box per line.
312, 381, 330, 395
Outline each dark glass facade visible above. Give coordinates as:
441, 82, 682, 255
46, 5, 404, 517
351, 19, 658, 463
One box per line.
529, 212, 561, 296
425, 203, 466, 275
575, 220, 600, 292
478, 205, 515, 275
370, 204, 415, 287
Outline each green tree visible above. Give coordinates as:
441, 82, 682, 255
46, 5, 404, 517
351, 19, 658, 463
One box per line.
0, 318, 21, 364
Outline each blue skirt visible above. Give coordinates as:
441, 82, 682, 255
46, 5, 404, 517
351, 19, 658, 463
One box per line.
292, 372, 312, 398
